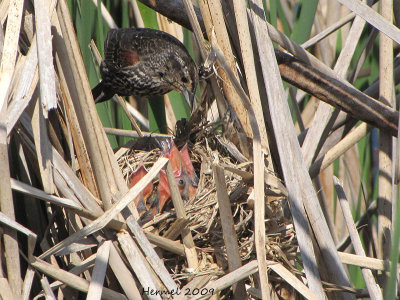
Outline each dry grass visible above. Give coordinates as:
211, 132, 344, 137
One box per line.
1, 0, 399, 299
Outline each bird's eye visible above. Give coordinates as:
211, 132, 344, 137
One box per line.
159, 72, 164, 77
178, 178, 185, 187
181, 76, 188, 83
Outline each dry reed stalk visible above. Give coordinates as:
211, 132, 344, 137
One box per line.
316, 58, 399, 165
0, 112, 22, 299
301, 11, 366, 168
213, 164, 246, 298
124, 218, 178, 291
310, 123, 372, 178
276, 51, 398, 136
4, 0, 399, 298
157, 13, 181, 131
174, 275, 213, 300
22, 268, 35, 300
0, 0, 22, 110
104, 127, 169, 139
338, 251, 397, 271
181, 0, 206, 59
34, 0, 57, 113
117, 231, 162, 299
10, 179, 95, 220
337, 0, 400, 44
254, 20, 399, 138
313, 2, 336, 66
144, 231, 185, 255
0, 2, 9, 23
194, 259, 317, 300
91, 0, 117, 29
268, 262, 319, 299
39, 157, 168, 259
0, 1, 24, 298
334, 177, 383, 299
19, 132, 168, 297
181, 0, 228, 119
32, 96, 55, 193
166, 162, 199, 269
366, 58, 400, 98
196, 260, 259, 300
337, 199, 377, 252
302, 7, 368, 249
232, 0, 270, 155
7, 38, 38, 136
377, 0, 394, 286
198, 0, 252, 145
5, 4, 172, 292
86, 240, 112, 299
57, 0, 126, 210
56, 54, 99, 196
302, 12, 356, 49
30, 257, 126, 300
265, 22, 391, 140
163, 218, 190, 240
249, 3, 326, 298
208, 35, 269, 299
130, 0, 144, 28
40, 276, 56, 300
0, 211, 37, 261
107, 244, 142, 299
349, 26, 379, 84
48, 144, 105, 215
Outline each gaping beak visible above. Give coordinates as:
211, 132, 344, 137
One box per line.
182, 89, 196, 112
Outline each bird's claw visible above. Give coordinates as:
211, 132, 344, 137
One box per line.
199, 49, 217, 80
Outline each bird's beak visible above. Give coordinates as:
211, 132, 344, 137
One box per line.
182, 89, 196, 112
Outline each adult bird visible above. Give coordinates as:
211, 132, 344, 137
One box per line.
92, 27, 198, 110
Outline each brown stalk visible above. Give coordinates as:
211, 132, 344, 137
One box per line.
334, 178, 382, 299
0, 0, 24, 297
30, 257, 126, 300
165, 162, 199, 269
198, 0, 252, 144
377, 0, 394, 285
56, 0, 127, 210
213, 164, 246, 298
139, 0, 398, 138
249, 3, 327, 298
276, 51, 398, 136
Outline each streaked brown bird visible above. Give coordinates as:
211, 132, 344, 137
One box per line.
92, 28, 198, 109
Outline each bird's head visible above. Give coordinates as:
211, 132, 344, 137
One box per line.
159, 53, 198, 110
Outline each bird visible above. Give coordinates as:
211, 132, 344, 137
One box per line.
156, 140, 198, 212
92, 27, 198, 109
129, 164, 154, 215
129, 140, 198, 219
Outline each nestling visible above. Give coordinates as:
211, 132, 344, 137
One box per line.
92, 28, 198, 109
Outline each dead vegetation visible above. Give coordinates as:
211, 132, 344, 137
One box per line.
0, 0, 399, 299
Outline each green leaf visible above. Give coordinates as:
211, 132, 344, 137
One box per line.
148, 97, 167, 134
291, 0, 318, 43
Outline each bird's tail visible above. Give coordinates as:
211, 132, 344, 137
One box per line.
91, 81, 114, 104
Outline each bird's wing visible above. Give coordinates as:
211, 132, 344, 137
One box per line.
104, 28, 187, 69
103, 29, 141, 69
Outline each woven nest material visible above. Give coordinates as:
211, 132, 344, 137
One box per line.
117, 133, 299, 295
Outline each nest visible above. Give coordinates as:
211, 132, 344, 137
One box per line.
117, 128, 298, 296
